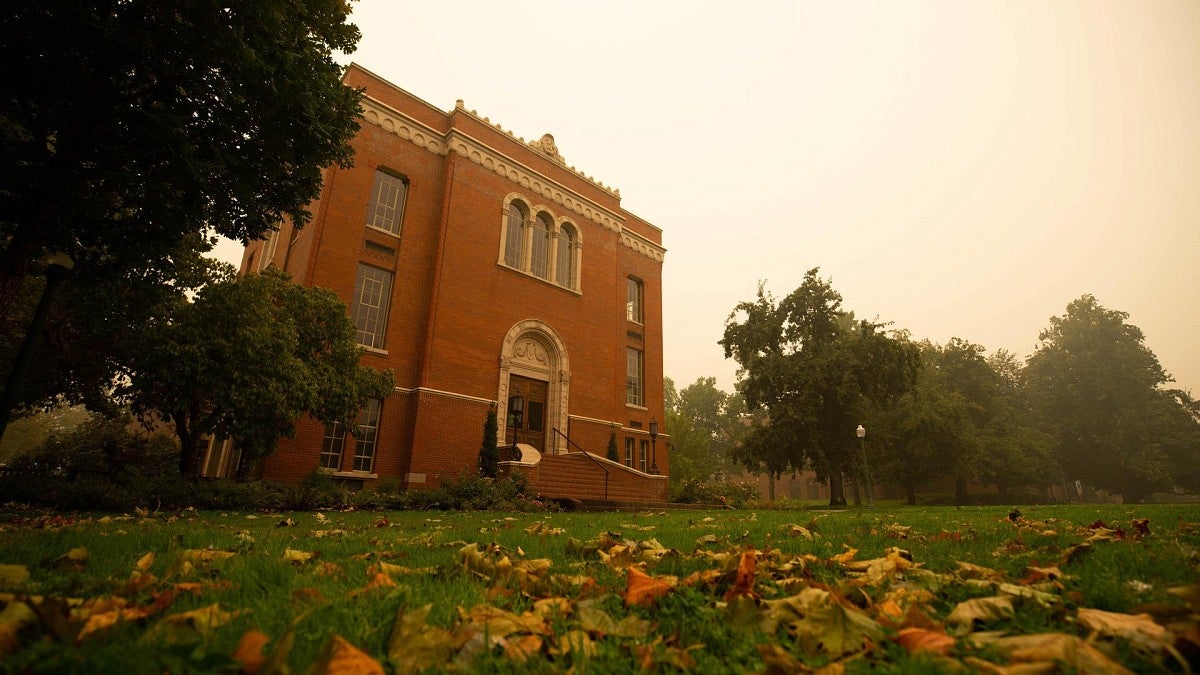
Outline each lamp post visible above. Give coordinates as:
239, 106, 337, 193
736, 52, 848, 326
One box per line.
0, 253, 74, 441
649, 418, 659, 474
856, 424, 874, 508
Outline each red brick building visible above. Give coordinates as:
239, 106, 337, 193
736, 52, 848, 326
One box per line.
237, 65, 668, 503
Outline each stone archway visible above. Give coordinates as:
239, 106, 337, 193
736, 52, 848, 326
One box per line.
497, 320, 570, 453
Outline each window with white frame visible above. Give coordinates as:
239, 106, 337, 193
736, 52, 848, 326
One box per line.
499, 195, 580, 292
626, 277, 643, 323
625, 437, 635, 467
352, 264, 393, 349
504, 201, 528, 268
639, 440, 649, 472
352, 398, 382, 472
319, 421, 345, 469
626, 347, 644, 406
366, 170, 407, 235
556, 223, 576, 288
258, 228, 280, 271
530, 213, 552, 279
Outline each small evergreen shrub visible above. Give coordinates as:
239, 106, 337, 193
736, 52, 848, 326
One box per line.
672, 478, 758, 507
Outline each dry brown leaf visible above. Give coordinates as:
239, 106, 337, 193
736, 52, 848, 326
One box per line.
956, 561, 1006, 581
577, 606, 652, 638
135, 552, 155, 574
149, 603, 246, 643
551, 630, 595, 657
946, 596, 1015, 631
723, 549, 758, 602
894, 627, 956, 655
988, 632, 1134, 675
762, 587, 883, 657
283, 549, 318, 565
830, 547, 859, 565
387, 605, 463, 674
316, 635, 385, 675
0, 565, 30, 587
789, 524, 815, 540
623, 566, 675, 607
461, 604, 549, 637
1077, 608, 1173, 652
233, 630, 271, 674
503, 634, 544, 663
0, 601, 37, 655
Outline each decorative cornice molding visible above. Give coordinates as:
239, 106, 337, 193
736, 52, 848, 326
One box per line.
360, 97, 446, 155
360, 94, 666, 262
447, 130, 624, 234
621, 232, 667, 262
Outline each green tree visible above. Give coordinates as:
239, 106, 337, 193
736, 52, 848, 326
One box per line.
606, 424, 619, 462
664, 376, 748, 494
0, 0, 362, 323
1024, 294, 1200, 502
721, 271, 919, 505
126, 269, 394, 476
479, 405, 499, 478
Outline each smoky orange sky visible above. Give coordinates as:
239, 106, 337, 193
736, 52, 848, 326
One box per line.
213, 0, 1200, 395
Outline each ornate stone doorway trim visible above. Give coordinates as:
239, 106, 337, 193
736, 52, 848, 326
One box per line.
497, 320, 570, 454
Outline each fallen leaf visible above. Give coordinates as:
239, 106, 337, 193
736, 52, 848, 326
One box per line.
0, 601, 37, 655
788, 525, 815, 540
283, 549, 318, 565
55, 547, 89, 570
623, 566, 675, 607
577, 606, 652, 638
147, 603, 246, 643
233, 630, 271, 674
956, 561, 1006, 581
984, 632, 1134, 675
946, 596, 1015, 631
763, 587, 883, 657
315, 635, 385, 675
551, 630, 595, 657
723, 549, 759, 602
1077, 608, 1173, 653
387, 605, 463, 673
503, 634, 544, 663
0, 565, 30, 587
894, 627, 956, 655
135, 552, 155, 574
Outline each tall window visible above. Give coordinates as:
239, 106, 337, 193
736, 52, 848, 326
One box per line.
530, 213, 552, 279
504, 201, 528, 268
626, 348, 644, 406
625, 437, 635, 467
556, 224, 576, 288
258, 229, 280, 271
366, 170, 407, 235
352, 398, 382, 472
626, 277, 643, 323
352, 264, 393, 349
319, 422, 345, 469
639, 440, 649, 472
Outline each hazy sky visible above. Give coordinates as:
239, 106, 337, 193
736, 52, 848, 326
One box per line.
213, 0, 1200, 395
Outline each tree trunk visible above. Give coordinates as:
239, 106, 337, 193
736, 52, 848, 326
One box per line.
905, 479, 917, 506
828, 463, 847, 506
954, 475, 969, 506
850, 475, 862, 505
0, 225, 38, 326
768, 472, 776, 501
174, 414, 197, 477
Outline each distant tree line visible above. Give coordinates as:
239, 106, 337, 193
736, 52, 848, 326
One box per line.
695, 268, 1200, 506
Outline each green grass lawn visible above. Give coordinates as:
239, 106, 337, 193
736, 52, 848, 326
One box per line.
2, 503, 1198, 673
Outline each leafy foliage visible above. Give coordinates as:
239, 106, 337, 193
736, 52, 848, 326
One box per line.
125, 269, 395, 475
0, 0, 362, 320
664, 377, 748, 492
1024, 294, 1200, 502
721, 271, 920, 505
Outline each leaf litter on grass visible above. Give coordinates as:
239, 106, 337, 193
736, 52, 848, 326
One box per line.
0, 507, 1198, 672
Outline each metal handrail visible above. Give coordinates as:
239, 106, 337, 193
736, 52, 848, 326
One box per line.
551, 427, 608, 501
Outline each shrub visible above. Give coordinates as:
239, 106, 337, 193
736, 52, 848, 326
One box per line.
672, 478, 758, 508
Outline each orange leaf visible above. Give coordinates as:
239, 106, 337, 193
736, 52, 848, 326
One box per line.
504, 634, 544, 663
316, 635, 385, 675
895, 627, 956, 655
233, 630, 271, 674
723, 549, 758, 602
623, 566, 674, 607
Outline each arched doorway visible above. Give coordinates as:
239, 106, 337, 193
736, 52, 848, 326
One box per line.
497, 320, 570, 454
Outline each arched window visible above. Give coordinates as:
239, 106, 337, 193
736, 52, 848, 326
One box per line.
556, 223, 576, 288
504, 201, 528, 268
530, 213, 552, 279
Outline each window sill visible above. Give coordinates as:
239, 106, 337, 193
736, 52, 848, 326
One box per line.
365, 224, 402, 239
360, 345, 389, 356
626, 403, 648, 411
325, 470, 379, 479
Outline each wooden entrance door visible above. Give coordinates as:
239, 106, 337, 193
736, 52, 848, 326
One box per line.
506, 375, 548, 452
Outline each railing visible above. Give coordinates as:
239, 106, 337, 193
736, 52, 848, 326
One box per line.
551, 427, 608, 501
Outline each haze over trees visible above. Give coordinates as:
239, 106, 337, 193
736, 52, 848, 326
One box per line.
699, 274, 1200, 505
0, 1, 388, 475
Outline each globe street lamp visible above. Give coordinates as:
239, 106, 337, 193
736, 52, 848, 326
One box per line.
649, 418, 659, 474
856, 424, 875, 508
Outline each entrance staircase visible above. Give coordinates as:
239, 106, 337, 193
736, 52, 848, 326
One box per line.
498, 437, 667, 505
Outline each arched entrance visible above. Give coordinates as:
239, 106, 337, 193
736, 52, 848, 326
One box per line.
497, 320, 570, 454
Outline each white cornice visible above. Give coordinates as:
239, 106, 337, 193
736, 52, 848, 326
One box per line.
360, 94, 665, 261
621, 231, 667, 262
